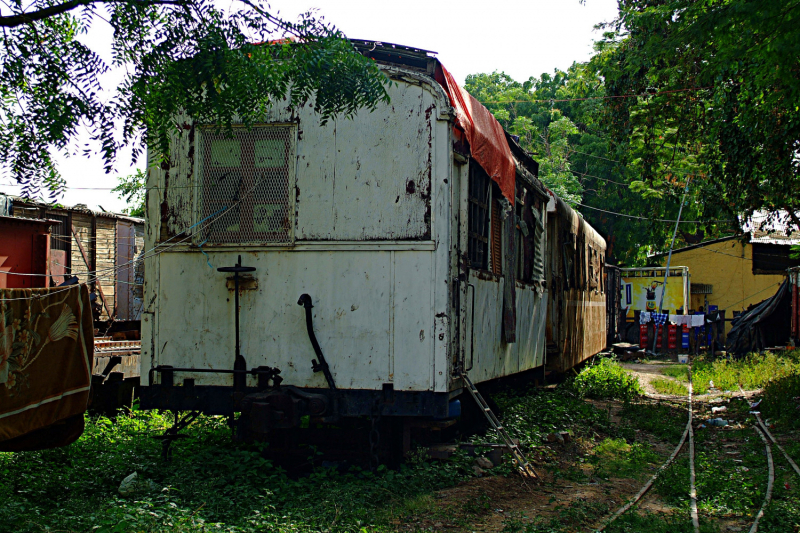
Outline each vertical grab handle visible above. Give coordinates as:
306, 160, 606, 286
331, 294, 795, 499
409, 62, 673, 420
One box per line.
466, 283, 476, 372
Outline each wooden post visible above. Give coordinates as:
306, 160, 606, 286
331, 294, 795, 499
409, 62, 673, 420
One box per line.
72, 223, 112, 318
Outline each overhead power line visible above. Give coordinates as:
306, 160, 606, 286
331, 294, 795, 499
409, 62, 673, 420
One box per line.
575, 202, 732, 224
477, 85, 713, 105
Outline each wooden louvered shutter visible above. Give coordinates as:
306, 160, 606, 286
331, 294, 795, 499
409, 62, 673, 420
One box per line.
532, 208, 545, 282
490, 198, 502, 275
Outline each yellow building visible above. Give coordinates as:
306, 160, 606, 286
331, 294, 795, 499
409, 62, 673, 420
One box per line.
658, 234, 800, 333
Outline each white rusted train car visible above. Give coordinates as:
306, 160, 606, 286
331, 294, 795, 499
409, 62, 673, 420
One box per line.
139, 42, 606, 446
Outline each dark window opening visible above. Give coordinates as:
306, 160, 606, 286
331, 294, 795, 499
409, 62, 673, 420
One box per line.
751, 243, 800, 274
467, 162, 490, 270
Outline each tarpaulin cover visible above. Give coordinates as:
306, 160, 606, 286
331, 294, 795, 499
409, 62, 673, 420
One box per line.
0, 284, 93, 449
727, 280, 791, 357
435, 62, 515, 205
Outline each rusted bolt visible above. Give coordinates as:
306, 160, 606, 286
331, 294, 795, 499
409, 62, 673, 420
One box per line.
309, 398, 326, 415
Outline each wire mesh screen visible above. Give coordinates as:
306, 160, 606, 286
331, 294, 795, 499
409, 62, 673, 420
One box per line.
197, 125, 295, 244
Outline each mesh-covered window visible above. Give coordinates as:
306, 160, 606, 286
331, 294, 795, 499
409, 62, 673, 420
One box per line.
198, 125, 295, 244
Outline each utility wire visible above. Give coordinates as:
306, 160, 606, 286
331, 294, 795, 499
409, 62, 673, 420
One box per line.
575, 202, 731, 224
0, 170, 268, 302
478, 85, 713, 105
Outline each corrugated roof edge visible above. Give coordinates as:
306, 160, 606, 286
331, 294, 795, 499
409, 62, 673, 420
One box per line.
4, 194, 144, 224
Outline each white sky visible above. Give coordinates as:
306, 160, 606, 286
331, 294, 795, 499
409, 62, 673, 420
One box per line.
0, 0, 618, 212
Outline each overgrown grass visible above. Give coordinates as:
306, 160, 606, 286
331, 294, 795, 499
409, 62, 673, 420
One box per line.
566, 357, 642, 401
0, 410, 475, 533
589, 437, 660, 480
661, 364, 689, 381
653, 426, 796, 527
494, 388, 615, 451
652, 377, 689, 396
692, 351, 800, 394
620, 401, 687, 444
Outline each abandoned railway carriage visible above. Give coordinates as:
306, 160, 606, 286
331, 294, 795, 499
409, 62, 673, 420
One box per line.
139, 42, 607, 450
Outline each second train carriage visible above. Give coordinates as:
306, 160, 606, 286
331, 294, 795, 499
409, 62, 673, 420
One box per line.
138, 42, 608, 441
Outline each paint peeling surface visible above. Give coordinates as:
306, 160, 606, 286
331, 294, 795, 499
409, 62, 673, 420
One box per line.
155, 249, 435, 390
466, 272, 547, 382
143, 71, 450, 392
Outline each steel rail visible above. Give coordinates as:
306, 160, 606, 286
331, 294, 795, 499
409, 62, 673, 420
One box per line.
595, 365, 696, 532
749, 425, 775, 533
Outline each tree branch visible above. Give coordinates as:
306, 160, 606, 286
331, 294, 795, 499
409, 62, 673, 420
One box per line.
0, 0, 183, 28
785, 208, 800, 234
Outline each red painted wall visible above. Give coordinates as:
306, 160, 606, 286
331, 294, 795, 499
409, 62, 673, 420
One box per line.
0, 217, 52, 289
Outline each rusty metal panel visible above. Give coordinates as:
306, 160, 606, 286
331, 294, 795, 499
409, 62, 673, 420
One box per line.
545, 197, 608, 373
468, 273, 506, 382
142, 70, 458, 393
116, 221, 135, 320
464, 273, 548, 383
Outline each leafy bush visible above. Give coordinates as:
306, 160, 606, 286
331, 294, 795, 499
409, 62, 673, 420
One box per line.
567, 357, 642, 401
761, 373, 800, 429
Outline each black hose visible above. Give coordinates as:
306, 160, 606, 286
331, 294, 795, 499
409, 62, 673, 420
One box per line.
297, 294, 337, 390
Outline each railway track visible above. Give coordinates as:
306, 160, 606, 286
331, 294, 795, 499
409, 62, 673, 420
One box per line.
595, 368, 800, 533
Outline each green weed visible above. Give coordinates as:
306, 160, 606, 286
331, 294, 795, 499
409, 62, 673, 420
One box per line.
567, 357, 642, 401
0, 409, 474, 533
692, 351, 800, 394
590, 437, 660, 480
661, 364, 689, 381
761, 373, 800, 429
620, 401, 687, 444
493, 388, 614, 450
604, 511, 719, 533
652, 377, 689, 396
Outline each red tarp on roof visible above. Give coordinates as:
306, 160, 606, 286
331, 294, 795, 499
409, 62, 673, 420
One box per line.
435, 62, 515, 204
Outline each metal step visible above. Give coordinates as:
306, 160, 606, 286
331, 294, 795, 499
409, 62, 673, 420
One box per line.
460, 372, 538, 480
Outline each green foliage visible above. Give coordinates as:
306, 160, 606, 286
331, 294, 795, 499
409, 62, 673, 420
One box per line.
567, 357, 643, 401
596, 0, 800, 232
656, 430, 770, 518
661, 365, 689, 381
692, 351, 800, 394
651, 377, 689, 396
761, 373, 800, 429
113, 168, 146, 217
0, 1, 388, 198
620, 401, 687, 444
589, 437, 660, 480
493, 388, 614, 450
463, 71, 585, 206
0, 409, 472, 532
462, 65, 692, 265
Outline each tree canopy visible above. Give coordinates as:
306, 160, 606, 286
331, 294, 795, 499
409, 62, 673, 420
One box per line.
464, 0, 798, 264
596, 0, 800, 230
464, 65, 708, 265
0, 0, 389, 198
